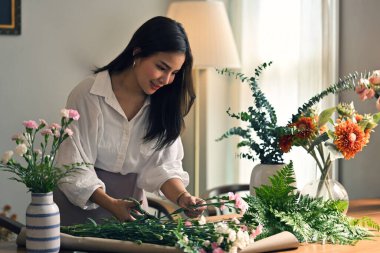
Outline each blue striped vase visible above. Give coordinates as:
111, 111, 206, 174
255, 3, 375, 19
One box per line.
26, 192, 60, 253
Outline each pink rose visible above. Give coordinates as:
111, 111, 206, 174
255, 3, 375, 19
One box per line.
23, 120, 38, 129
68, 109, 80, 120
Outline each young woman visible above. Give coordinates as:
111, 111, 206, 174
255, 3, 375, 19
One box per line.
55, 16, 206, 225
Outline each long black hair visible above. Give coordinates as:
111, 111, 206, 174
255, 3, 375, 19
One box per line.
94, 16, 195, 150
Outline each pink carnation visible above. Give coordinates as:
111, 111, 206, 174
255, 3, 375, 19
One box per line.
64, 128, 73, 136
68, 109, 80, 120
50, 123, 61, 130
41, 129, 53, 136
250, 224, 263, 239
23, 120, 38, 129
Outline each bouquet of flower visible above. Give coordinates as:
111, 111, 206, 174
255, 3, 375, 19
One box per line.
62, 193, 259, 253
217, 62, 362, 165
0, 109, 83, 193
278, 101, 380, 198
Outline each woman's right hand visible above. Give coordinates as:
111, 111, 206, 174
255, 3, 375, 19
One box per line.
110, 198, 142, 221
90, 187, 141, 222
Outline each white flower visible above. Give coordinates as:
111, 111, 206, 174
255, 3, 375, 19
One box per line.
228, 229, 237, 242
15, 144, 28, 156
1, 151, 13, 164
60, 109, 69, 118
215, 222, 229, 234
202, 240, 210, 247
182, 235, 189, 245
231, 217, 240, 224
198, 215, 207, 225
217, 236, 224, 245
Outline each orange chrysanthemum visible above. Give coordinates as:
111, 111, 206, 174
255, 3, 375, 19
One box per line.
334, 120, 367, 160
279, 135, 293, 153
294, 117, 316, 139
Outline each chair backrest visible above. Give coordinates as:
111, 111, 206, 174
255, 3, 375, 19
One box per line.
147, 197, 177, 220
202, 184, 250, 216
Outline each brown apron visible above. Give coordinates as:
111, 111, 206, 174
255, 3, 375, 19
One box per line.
54, 169, 147, 226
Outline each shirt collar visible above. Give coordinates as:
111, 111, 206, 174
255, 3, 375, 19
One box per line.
90, 71, 151, 114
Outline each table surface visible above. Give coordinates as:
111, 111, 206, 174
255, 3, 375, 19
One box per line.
1, 199, 380, 253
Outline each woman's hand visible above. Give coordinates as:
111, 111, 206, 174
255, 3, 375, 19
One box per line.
90, 187, 142, 222
111, 198, 142, 221
177, 192, 206, 218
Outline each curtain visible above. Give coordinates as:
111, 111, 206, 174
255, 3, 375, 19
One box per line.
228, 0, 339, 189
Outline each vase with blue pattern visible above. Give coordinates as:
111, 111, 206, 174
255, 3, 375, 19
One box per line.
26, 192, 60, 253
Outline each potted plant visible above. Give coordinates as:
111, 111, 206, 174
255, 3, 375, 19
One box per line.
217, 62, 362, 194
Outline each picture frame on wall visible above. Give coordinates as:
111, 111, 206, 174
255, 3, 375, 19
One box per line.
0, 0, 21, 35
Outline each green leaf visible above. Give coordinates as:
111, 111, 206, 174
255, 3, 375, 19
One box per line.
318, 107, 336, 127
372, 112, 380, 124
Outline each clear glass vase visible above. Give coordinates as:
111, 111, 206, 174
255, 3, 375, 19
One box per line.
301, 179, 349, 212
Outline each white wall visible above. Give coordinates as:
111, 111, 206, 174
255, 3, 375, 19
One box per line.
0, 0, 171, 223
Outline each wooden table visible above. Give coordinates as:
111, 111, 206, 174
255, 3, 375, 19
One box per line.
1, 199, 379, 253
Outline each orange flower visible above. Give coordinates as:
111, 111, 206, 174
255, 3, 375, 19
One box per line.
355, 114, 363, 122
334, 120, 367, 159
279, 135, 293, 153
294, 117, 316, 139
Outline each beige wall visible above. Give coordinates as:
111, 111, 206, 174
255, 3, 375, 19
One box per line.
0, 0, 171, 223
339, 0, 380, 199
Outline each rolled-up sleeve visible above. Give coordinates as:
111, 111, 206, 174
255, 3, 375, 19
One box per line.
56, 79, 105, 209
137, 137, 189, 196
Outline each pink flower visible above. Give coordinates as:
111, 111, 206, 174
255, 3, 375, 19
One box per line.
211, 242, 219, 249
68, 109, 80, 120
64, 128, 73, 136
198, 249, 207, 253
23, 120, 38, 129
184, 221, 192, 227
212, 248, 225, 253
50, 123, 61, 130
39, 119, 47, 126
240, 225, 248, 232
250, 224, 263, 239
355, 82, 375, 101
228, 192, 236, 200
369, 70, 380, 85
41, 129, 53, 136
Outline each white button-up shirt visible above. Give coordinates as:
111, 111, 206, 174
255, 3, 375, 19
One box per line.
57, 71, 189, 209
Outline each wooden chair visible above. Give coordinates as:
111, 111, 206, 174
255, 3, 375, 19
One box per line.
147, 197, 178, 220
202, 184, 250, 216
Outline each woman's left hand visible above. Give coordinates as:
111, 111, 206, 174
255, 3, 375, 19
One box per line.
177, 193, 206, 218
